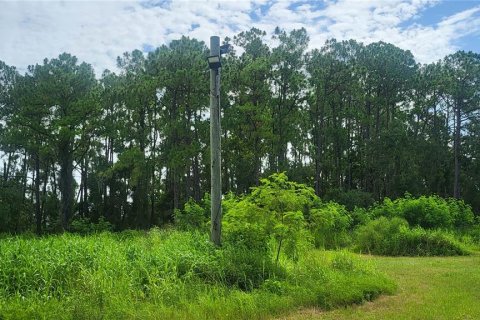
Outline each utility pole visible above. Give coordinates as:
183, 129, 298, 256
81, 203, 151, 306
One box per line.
207, 36, 231, 246
209, 36, 222, 246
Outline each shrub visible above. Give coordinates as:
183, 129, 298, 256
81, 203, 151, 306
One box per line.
355, 217, 470, 256
224, 173, 315, 263
466, 224, 480, 245
174, 198, 208, 231
447, 198, 476, 230
309, 202, 352, 249
370, 195, 475, 230
218, 244, 284, 290
350, 207, 372, 227
223, 199, 272, 251
324, 188, 375, 211
400, 228, 470, 256
355, 217, 409, 255
70, 216, 113, 234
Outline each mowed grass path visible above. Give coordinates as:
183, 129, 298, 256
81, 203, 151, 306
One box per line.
284, 252, 480, 320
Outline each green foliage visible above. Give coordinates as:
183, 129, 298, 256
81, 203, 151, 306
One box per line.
2, 33, 480, 235
249, 172, 317, 212
103, 148, 144, 185
0, 230, 394, 319
309, 202, 352, 249
447, 198, 476, 230
70, 216, 113, 234
223, 199, 272, 251
324, 189, 375, 211
350, 207, 372, 228
355, 217, 470, 256
370, 195, 475, 230
0, 180, 32, 233
355, 217, 408, 254
174, 198, 209, 231
286, 250, 396, 310
465, 224, 480, 244
224, 173, 315, 262
218, 244, 283, 291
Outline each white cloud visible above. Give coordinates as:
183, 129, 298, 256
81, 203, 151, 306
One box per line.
0, 0, 479, 76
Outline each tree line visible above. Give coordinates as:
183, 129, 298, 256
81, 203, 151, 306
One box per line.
0, 27, 479, 234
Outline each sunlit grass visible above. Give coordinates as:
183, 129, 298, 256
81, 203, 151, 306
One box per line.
0, 230, 395, 319
285, 252, 480, 319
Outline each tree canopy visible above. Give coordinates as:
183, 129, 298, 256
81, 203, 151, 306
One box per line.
1, 28, 479, 233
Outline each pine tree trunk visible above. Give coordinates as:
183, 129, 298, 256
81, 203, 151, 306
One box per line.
34, 152, 42, 235
453, 102, 461, 199
59, 138, 74, 231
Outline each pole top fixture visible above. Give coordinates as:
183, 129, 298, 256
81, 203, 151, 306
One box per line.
208, 36, 226, 70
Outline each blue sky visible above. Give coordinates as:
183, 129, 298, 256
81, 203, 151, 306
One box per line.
408, 0, 480, 53
1, 0, 479, 75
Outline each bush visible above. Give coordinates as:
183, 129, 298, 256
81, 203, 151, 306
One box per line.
174, 198, 208, 231
355, 217, 408, 255
223, 199, 272, 251
370, 195, 475, 230
350, 207, 372, 227
447, 198, 476, 230
401, 228, 470, 256
309, 202, 352, 249
70, 216, 113, 234
465, 224, 480, 245
355, 217, 470, 256
324, 188, 375, 211
218, 244, 283, 290
223, 173, 315, 263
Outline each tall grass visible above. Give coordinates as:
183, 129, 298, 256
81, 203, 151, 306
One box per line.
0, 230, 395, 319
355, 217, 471, 256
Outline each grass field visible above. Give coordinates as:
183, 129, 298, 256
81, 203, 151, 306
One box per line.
284, 252, 480, 320
0, 231, 395, 320
1, 230, 477, 319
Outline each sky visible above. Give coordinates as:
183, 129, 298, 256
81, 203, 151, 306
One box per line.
1, 0, 480, 75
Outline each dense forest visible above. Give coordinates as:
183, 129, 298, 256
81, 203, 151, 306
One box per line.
0, 27, 479, 234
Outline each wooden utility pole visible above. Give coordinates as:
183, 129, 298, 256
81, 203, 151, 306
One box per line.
209, 36, 222, 246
